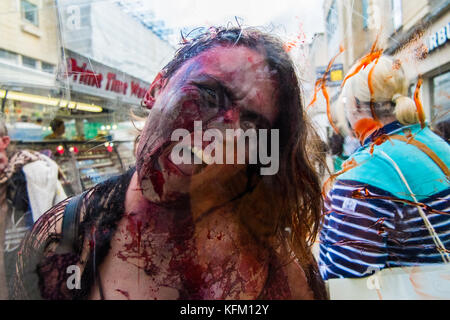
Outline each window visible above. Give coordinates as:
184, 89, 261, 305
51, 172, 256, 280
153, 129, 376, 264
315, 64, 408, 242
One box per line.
41, 62, 55, 73
391, 0, 402, 31
0, 49, 19, 63
432, 71, 450, 118
22, 56, 37, 69
21, 0, 39, 26
362, 0, 369, 30
326, 0, 338, 44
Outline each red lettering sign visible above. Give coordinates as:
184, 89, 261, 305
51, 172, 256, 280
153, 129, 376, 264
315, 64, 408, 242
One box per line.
130, 81, 146, 99
68, 58, 103, 88
106, 72, 128, 95
67, 57, 148, 99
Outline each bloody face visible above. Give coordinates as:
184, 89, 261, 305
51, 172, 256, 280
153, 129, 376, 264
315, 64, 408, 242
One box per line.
136, 45, 279, 204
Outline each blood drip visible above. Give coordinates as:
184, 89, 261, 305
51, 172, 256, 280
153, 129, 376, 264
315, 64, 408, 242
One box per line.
115, 289, 130, 299
149, 169, 165, 200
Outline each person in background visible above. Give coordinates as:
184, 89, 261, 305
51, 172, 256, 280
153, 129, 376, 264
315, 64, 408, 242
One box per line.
44, 118, 65, 140
319, 56, 450, 280
432, 117, 449, 143
0, 117, 67, 299
328, 133, 348, 172
19, 115, 29, 123
342, 132, 360, 157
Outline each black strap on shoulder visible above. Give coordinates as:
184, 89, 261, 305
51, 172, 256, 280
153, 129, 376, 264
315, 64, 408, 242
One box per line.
60, 191, 87, 253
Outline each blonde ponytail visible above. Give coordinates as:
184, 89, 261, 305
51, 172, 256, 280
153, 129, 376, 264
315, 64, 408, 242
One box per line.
344, 56, 423, 126
393, 95, 418, 125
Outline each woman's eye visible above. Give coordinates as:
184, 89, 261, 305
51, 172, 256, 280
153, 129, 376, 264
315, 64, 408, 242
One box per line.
241, 120, 257, 130
193, 82, 231, 110
204, 87, 217, 99
201, 87, 224, 109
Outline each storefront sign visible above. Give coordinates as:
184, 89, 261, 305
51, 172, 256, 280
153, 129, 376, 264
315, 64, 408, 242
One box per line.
427, 22, 450, 52
63, 50, 150, 104
316, 63, 344, 87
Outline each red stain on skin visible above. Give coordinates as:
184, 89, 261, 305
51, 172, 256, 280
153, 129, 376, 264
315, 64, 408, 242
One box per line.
115, 289, 130, 299
116, 202, 179, 289
169, 253, 204, 299
414, 76, 426, 129
165, 210, 204, 299
142, 72, 166, 109
89, 226, 96, 249
149, 169, 165, 200
223, 108, 239, 123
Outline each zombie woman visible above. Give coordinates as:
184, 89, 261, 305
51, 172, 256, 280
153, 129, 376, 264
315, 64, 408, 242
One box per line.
13, 27, 327, 300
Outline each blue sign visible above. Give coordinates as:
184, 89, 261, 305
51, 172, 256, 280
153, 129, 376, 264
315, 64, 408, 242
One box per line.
428, 22, 450, 52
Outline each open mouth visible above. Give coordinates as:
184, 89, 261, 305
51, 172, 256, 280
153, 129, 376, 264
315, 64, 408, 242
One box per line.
165, 143, 209, 176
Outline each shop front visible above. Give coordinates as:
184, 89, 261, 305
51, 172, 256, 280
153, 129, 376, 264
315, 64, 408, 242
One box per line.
419, 13, 450, 125
1, 49, 150, 196
393, 10, 450, 125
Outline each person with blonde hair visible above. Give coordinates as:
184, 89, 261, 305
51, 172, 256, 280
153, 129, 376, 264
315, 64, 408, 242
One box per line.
319, 55, 450, 281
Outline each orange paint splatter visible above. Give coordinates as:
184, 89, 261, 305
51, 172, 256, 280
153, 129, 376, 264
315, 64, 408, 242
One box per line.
369, 134, 392, 155
322, 158, 359, 196
414, 76, 426, 129
321, 210, 334, 217
321, 83, 341, 134
351, 187, 449, 215
307, 78, 322, 109
283, 23, 306, 52
308, 45, 345, 134
341, 35, 383, 88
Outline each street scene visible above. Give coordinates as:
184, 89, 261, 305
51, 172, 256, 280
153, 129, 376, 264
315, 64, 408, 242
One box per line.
0, 0, 449, 303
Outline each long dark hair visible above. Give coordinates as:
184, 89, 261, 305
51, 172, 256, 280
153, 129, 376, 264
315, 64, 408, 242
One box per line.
159, 27, 324, 278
